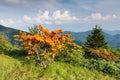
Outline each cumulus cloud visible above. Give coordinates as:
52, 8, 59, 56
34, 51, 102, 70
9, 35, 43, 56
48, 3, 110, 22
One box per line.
36, 11, 50, 22
22, 10, 78, 25
53, 10, 77, 21
84, 13, 119, 21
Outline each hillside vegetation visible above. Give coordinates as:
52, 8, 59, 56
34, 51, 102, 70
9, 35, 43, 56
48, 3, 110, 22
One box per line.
1, 25, 120, 47
0, 54, 116, 80
0, 25, 120, 80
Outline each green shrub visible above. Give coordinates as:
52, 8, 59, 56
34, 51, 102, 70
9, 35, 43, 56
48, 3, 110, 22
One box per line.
0, 34, 12, 53
8, 48, 27, 57
81, 59, 120, 79
55, 43, 84, 65
107, 46, 120, 55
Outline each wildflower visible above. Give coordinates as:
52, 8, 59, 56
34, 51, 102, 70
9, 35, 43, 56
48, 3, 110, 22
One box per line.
38, 25, 43, 31
34, 34, 44, 42
13, 35, 19, 39
58, 29, 63, 33
26, 56, 30, 60
51, 54, 56, 58
28, 50, 33, 54
27, 35, 32, 40
28, 41, 31, 46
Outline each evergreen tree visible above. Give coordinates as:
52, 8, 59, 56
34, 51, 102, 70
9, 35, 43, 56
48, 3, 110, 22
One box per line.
85, 25, 107, 49
28, 25, 40, 34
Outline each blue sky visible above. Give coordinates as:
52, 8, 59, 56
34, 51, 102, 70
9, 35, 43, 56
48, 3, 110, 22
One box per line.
0, 0, 120, 32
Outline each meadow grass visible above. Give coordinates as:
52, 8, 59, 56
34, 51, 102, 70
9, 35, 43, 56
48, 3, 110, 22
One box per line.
0, 53, 116, 80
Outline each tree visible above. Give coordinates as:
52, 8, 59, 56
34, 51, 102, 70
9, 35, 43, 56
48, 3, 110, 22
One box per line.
85, 25, 107, 49
28, 25, 40, 34
84, 26, 117, 60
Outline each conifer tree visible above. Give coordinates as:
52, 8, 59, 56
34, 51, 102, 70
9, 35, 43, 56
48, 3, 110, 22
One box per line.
28, 25, 40, 34
85, 25, 107, 49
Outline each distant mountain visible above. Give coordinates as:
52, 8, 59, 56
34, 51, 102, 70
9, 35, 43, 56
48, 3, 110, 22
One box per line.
0, 25, 120, 48
103, 30, 120, 35
64, 31, 91, 45
0, 25, 19, 44
65, 31, 120, 48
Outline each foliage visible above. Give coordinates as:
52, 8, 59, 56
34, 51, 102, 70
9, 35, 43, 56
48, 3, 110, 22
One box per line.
87, 48, 117, 60
81, 58, 120, 79
83, 25, 117, 60
1, 24, 120, 79
0, 54, 116, 80
55, 43, 83, 65
0, 34, 12, 53
84, 25, 107, 49
28, 25, 40, 34
0, 25, 19, 45
8, 47, 28, 57
106, 46, 120, 56
14, 25, 73, 67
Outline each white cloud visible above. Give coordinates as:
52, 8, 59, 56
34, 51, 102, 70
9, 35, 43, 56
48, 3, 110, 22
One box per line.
40, 11, 50, 20
53, 10, 78, 21
36, 11, 50, 22
44, 21, 52, 25
84, 13, 119, 21
0, 19, 15, 26
0, 0, 27, 4
23, 15, 32, 22
22, 10, 78, 25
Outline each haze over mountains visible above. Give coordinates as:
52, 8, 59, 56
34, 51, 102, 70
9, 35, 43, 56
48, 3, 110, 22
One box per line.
65, 30, 120, 48
0, 25, 120, 48
103, 30, 120, 35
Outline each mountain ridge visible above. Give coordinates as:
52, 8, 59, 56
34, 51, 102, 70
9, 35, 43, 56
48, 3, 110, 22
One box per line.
103, 30, 120, 35
64, 30, 120, 48
0, 25, 19, 44
0, 25, 120, 48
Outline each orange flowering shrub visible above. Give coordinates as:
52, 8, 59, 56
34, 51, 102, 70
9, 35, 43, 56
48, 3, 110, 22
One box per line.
14, 25, 73, 66
88, 48, 116, 60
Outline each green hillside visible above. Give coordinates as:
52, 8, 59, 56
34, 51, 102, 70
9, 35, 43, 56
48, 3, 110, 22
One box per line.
0, 25, 19, 44
0, 25, 120, 80
0, 54, 116, 80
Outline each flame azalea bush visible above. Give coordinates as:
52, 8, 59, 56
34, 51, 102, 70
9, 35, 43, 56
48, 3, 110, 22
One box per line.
88, 48, 117, 60
14, 25, 75, 67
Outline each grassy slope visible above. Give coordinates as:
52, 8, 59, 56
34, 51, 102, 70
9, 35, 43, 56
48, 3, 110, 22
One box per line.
0, 54, 116, 80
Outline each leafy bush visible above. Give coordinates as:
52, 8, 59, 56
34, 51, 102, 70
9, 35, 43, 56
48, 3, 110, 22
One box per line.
0, 34, 12, 53
55, 43, 84, 65
108, 47, 120, 58
14, 25, 74, 68
81, 59, 120, 79
86, 48, 117, 60
8, 48, 27, 57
